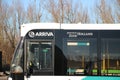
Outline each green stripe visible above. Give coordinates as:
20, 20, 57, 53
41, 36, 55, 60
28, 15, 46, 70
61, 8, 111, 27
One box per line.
93, 69, 120, 74
67, 69, 120, 74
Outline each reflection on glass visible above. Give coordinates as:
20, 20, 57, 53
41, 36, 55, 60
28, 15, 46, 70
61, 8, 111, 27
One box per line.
101, 39, 120, 75
11, 38, 24, 73
63, 38, 97, 75
27, 41, 52, 70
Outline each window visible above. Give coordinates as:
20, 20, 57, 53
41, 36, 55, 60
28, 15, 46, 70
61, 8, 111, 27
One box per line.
101, 39, 120, 75
63, 38, 97, 75
27, 41, 53, 70
11, 38, 24, 73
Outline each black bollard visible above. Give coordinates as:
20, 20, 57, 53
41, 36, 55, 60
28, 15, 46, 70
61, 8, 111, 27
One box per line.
0, 51, 2, 72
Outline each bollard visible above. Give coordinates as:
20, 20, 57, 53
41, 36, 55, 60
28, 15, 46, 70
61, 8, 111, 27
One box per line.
0, 51, 2, 72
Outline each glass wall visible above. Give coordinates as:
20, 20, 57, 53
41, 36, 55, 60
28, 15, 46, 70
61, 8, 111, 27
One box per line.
63, 38, 97, 75
101, 39, 120, 76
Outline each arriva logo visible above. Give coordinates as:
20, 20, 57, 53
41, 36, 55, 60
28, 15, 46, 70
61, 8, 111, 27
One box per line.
28, 31, 54, 38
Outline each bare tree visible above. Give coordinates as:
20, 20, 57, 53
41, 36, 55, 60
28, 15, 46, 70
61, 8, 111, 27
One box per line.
45, 0, 90, 23
15, 1, 25, 29
0, 1, 23, 65
64, 0, 90, 23
117, 0, 120, 5
27, 0, 42, 22
116, 0, 120, 22
64, 0, 79, 23
0, 0, 43, 66
96, 0, 115, 23
45, 0, 61, 22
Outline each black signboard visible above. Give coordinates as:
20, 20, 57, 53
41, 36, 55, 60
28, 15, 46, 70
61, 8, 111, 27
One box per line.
26, 30, 55, 39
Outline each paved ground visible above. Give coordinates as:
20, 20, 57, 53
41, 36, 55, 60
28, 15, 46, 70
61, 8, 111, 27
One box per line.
0, 76, 8, 80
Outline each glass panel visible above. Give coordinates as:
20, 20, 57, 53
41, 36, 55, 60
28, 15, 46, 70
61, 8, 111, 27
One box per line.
27, 41, 52, 70
63, 38, 97, 75
40, 42, 52, 69
27, 42, 39, 69
11, 38, 24, 73
101, 39, 120, 76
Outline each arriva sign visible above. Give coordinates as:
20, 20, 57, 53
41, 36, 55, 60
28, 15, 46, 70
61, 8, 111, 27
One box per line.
28, 31, 54, 38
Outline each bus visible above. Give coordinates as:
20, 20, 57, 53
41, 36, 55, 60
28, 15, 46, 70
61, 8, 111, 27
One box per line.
8, 23, 120, 80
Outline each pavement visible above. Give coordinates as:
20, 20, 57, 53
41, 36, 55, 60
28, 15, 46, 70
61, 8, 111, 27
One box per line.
0, 76, 8, 80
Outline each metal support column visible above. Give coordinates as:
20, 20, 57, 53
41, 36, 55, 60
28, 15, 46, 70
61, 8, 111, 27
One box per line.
97, 31, 101, 75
